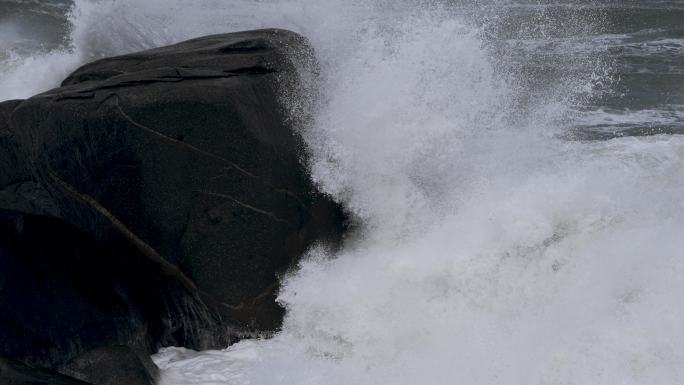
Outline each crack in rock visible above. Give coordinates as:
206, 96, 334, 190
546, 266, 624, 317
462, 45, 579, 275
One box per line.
201, 190, 290, 225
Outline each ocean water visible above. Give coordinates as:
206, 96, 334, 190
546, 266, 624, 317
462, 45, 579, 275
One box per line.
2, 1, 684, 384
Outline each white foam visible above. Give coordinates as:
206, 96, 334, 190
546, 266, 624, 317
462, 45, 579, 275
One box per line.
0, 49, 81, 100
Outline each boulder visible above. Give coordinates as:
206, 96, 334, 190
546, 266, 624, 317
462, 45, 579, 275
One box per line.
1, 27, 345, 370
10, 29, 345, 332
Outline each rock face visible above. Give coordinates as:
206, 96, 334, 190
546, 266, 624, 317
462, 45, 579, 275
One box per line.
0, 210, 215, 367
0, 100, 25, 189
0, 28, 345, 376
0, 100, 55, 217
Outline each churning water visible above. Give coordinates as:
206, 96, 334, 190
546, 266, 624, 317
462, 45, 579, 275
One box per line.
2, 0, 684, 384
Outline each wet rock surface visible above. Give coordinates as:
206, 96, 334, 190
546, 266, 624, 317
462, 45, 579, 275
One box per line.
0, 28, 345, 378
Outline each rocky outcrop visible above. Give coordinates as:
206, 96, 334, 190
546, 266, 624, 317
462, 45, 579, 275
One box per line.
0, 28, 345, 376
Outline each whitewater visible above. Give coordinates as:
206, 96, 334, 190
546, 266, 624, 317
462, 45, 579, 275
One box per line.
2, 0, 684, 384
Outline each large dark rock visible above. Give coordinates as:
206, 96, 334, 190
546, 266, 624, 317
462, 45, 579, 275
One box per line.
11, 28, 344, 329
1, 27, 345, 371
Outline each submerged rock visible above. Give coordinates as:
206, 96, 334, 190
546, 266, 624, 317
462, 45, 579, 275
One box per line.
0, 28, 345, 374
